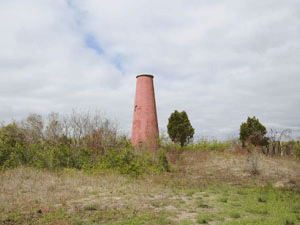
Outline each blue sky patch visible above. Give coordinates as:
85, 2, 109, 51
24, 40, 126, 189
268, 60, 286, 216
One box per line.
85, 34, 104, 55
112, 54, 124, 72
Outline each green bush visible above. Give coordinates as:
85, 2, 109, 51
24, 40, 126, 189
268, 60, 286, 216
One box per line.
0, 134, 167, 176
96, 148, 144, 176
0, 123, 26, 169
94, 147, 170, 176
71, 148, 92, 170
0, 119, 171, 176
0, 144, 25, 169
0, 139, 93, 171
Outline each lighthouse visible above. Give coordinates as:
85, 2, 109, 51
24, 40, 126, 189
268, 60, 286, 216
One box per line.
131, 74, 159, 149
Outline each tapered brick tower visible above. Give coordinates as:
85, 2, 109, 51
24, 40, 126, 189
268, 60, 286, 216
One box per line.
131, 74, 159, 149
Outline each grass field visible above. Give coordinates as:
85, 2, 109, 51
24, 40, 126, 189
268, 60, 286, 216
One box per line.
1, 148, 300, 224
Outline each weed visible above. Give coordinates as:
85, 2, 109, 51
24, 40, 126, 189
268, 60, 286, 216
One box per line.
196, 217, 208, 224
230, 212, 241, 218
177, 198, 186, 204
197, 202, 210, 208
258, 196, 267, 203
195, 214, 212, 224
179, 218, 194, 225
89, 213, 103, 222
237, 189, 248, 195
231, 203, 242, 207
266, 180, 274, 189
186, 190, 195, 197
218, 197, 228, 203
291, 204, 300, 213
162, 201, 170, 207
246, 207, 268, 215
285, 219, 295, 225
151, 202, 160, 208
83, 204, 97, 211
59, 196, 67, 206
246, 153, 260, 175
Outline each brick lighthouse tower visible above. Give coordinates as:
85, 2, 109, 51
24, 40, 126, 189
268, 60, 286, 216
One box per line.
131, 74, 159, 149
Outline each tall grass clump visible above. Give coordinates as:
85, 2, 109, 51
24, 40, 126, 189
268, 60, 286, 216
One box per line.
185, 138, 232, 152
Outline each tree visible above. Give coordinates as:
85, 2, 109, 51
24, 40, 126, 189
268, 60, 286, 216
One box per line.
167, 110, 195, 147
239, 116, 267, 148
46, 112, 62, 146
21, 114, 44, 146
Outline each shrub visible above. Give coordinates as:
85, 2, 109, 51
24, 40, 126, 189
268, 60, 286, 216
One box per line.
0, 113, 171, 177
0, 123, 27, 169
0, 144, 25, 169
96, 148, 151, 176
296, 142, 300, 161
71, 148, 92, 170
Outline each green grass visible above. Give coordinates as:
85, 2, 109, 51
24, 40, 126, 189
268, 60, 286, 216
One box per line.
218, 197, 229, 203
184, 139, 232, 152
177, 198, 186, 204
229, 212, 241, 218
195, 215, 210, 224
179, 218, 195, 225
217, 185, 300, 225
151, 202, 160, 208
186, 190, 195, 197
197, 202, 210, 208
83, 203, 98, 211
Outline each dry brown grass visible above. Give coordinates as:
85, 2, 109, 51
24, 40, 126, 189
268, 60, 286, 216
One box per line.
177, 149, 300, 187
0, 167, 178, 221
156, 148, 300, 192
0, 148, 299, 224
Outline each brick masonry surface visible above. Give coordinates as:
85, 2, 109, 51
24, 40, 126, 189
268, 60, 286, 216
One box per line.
131, 74, 159, 148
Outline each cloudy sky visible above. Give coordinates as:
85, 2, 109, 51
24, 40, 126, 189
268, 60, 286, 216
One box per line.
1, 0, 300, 141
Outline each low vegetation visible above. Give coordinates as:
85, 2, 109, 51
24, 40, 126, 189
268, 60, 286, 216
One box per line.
0, 111, 300, 224
0, 111, 170, 176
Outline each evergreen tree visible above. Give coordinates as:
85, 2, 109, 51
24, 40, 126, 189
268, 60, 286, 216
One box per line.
239, 116, 267, 147
167, 110, 195, 147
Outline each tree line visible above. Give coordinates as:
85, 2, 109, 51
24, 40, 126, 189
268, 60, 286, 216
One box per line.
167, 111, 300, 159
0, 109, 299, 173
